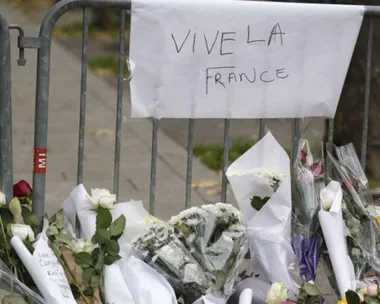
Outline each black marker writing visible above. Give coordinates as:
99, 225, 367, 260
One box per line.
205, 66, 289, 94
204, 31, 220, 54
247, 25, 265, 44
220, 32, 236, 55
268, 23, 285, 46
171, 23, 285, 55
171, 30, 191, 53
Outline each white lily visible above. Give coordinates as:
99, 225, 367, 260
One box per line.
86, 188, 116, 210
11, 224, 35, 242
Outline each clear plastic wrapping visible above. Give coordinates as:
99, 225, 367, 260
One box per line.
132, 203, 248, 304
0, 259, 46, 303
328, 143, 380, 284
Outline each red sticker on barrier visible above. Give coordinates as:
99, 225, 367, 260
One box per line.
33, 148, 47, 174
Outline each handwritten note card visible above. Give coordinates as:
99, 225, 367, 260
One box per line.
130, 0, 363, 119
33, 236, 75, 302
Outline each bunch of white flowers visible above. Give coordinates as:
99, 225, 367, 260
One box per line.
266, 282, 288, 304
232, 168, 285, 188
86, 188, 116, 210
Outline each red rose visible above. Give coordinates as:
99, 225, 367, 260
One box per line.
310, 162, 324, 177
342, 177, 359, 193
13, 180, 32, 198
299, 151, 307, 165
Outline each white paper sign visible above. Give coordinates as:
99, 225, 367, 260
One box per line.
130, 0, 363, 118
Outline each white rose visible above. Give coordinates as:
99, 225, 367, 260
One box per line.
73, 240, 96, 254
87, 188, 116, 210
320, 188, 335, 211
266, 282, 288, 304
0, 191, 5, 207
11, 224, 35, 242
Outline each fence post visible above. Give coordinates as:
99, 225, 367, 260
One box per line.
0, 13, 13, 203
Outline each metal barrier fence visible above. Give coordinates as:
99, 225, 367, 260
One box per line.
0, 13, 13, 203
28, 0, 380, 221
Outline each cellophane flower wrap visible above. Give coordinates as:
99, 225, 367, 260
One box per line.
0, 259, 46, 304
293, 139, 324, 283
226, 132, 297, 295
132, 203, 247, 304
328, 143, 380, 288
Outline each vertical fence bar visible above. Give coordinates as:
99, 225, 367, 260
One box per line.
0, 14, 13, 202
259, 119, 265, 139
113, 9, 127, 198
150, 118, 158, 215
361, 17, 374, 171
77, 8, 89, 185
221, 119, 230, 203
185, 119, 194, 209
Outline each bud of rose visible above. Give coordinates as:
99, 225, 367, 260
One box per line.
13, 180, 32, 198
366, 284, 378, 297
9, 197, 21, 223
299, 151, 307, 165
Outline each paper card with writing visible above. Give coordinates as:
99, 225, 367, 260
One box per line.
130, 0, 364, 119
32, 235, 76, 303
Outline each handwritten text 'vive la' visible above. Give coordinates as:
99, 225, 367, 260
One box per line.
171, 23, 289, 94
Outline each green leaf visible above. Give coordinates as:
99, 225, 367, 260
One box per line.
75, 252, 93, 268
56, 232, 73, 246
2, 294, 29, 304
96, 207, 112, 230
104, 254, 121, 265
94, 253, 104, 270
303, 282, 320, 297
0, 209, 13, 227
90, 275, 101, 287
55, 209, 65, 230
94, 228, 111, 245
109, 215, 126, 238
92, 247, 100, 260
23, 212, 40, 228
82, 267, 96, 281
345, 290, 361, 304
250, 196, 270, 211
364, 296, 380, 304
46, 225, 59, 236
106, 239, 120, 256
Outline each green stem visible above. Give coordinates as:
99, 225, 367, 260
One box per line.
59, 249, 90, 304
0, 215, 11, 265
99, 248, 106, 303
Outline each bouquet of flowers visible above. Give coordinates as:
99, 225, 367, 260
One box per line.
226, 132, 297, 295
133, 203, 247, 304
327, 144, 380, 286
292, 140, 323, 285
62, 184, 178, 304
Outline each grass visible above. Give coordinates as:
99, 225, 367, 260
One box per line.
53, 21, 121, 39
193, 138, 255, 172
88, 56, 131, 77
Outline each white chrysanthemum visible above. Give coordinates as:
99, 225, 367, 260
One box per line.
232, 168, 285, 187
266, 282, 288, 304
187, 233, 196, 243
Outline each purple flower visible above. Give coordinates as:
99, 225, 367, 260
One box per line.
293, 234, 320, 282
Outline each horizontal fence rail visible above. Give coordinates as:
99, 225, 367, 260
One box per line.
31, 0, 380, 223
0, 13, 13, 203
